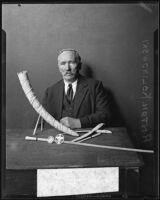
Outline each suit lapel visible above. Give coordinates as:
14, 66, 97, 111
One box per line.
55, 80, 64, 120
73, 76, 88, 117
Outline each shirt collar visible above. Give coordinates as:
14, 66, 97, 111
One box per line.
64, 79, 78, 87
63, 79, 78, 97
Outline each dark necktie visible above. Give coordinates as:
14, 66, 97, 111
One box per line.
66, 84, 73, 103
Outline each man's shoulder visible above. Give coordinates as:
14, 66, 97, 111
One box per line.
46, 79, 63, 91
80, 75, 101, 86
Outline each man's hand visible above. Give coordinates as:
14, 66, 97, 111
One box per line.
60, 117, 81, 129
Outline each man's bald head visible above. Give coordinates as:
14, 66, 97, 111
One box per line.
58, 49, 81, 64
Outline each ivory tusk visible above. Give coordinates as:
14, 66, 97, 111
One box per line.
17, 70, 78, 137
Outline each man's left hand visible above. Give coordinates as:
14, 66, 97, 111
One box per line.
60, 117, 81, 129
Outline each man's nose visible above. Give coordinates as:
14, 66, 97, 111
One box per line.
65, 62, 71, 70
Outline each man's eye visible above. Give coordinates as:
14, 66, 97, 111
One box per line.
69, 61, 76, 64
60, 61, 76, 65
61, 62, 66, 65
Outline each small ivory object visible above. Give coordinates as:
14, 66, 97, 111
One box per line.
76, 129, 112, 134
77, 132, 101, 143
33, 114, 41, 135
25, 136, 54, 144
55, 134, 64, 144
47, 136, 55, 144
72, 123, 104, 142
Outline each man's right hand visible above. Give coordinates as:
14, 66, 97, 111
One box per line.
60, 117, 81, 129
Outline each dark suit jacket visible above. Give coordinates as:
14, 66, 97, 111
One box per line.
42, 75, 112, 128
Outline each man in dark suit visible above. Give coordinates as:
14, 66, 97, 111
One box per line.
42, 49, 111, 129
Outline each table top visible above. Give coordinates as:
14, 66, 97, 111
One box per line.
6, 127, 143, 169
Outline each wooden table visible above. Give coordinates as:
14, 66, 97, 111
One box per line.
4, 127, 144, 198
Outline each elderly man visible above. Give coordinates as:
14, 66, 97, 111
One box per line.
42, 49, 111, 129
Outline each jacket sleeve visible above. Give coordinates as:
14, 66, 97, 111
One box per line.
42, 88, 48, 110
79, 81, 112, 128
41, 88, 52, 128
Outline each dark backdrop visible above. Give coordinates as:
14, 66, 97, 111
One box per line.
2, 4, 158, 144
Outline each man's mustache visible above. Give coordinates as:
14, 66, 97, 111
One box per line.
64, 72, 73, 75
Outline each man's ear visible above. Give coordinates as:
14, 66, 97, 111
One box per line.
78, 62, 82, 70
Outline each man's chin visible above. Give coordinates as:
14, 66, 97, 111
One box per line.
64, 75, 76, 82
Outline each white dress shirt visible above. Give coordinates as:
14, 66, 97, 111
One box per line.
64, 79, 78, 99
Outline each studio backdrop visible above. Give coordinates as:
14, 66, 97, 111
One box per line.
2, 3, 158, 148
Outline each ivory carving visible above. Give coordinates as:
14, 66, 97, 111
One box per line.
17, 71, 78, 137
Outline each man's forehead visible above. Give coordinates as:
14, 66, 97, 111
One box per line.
58, 49, 77, 55
58, 50, 76, 60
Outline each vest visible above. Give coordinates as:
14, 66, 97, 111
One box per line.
61, 93, 75, 118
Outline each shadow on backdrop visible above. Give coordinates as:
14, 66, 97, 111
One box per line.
104, 87, 126, 128
81, 63, 126, 128
81, 63, 94, 78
